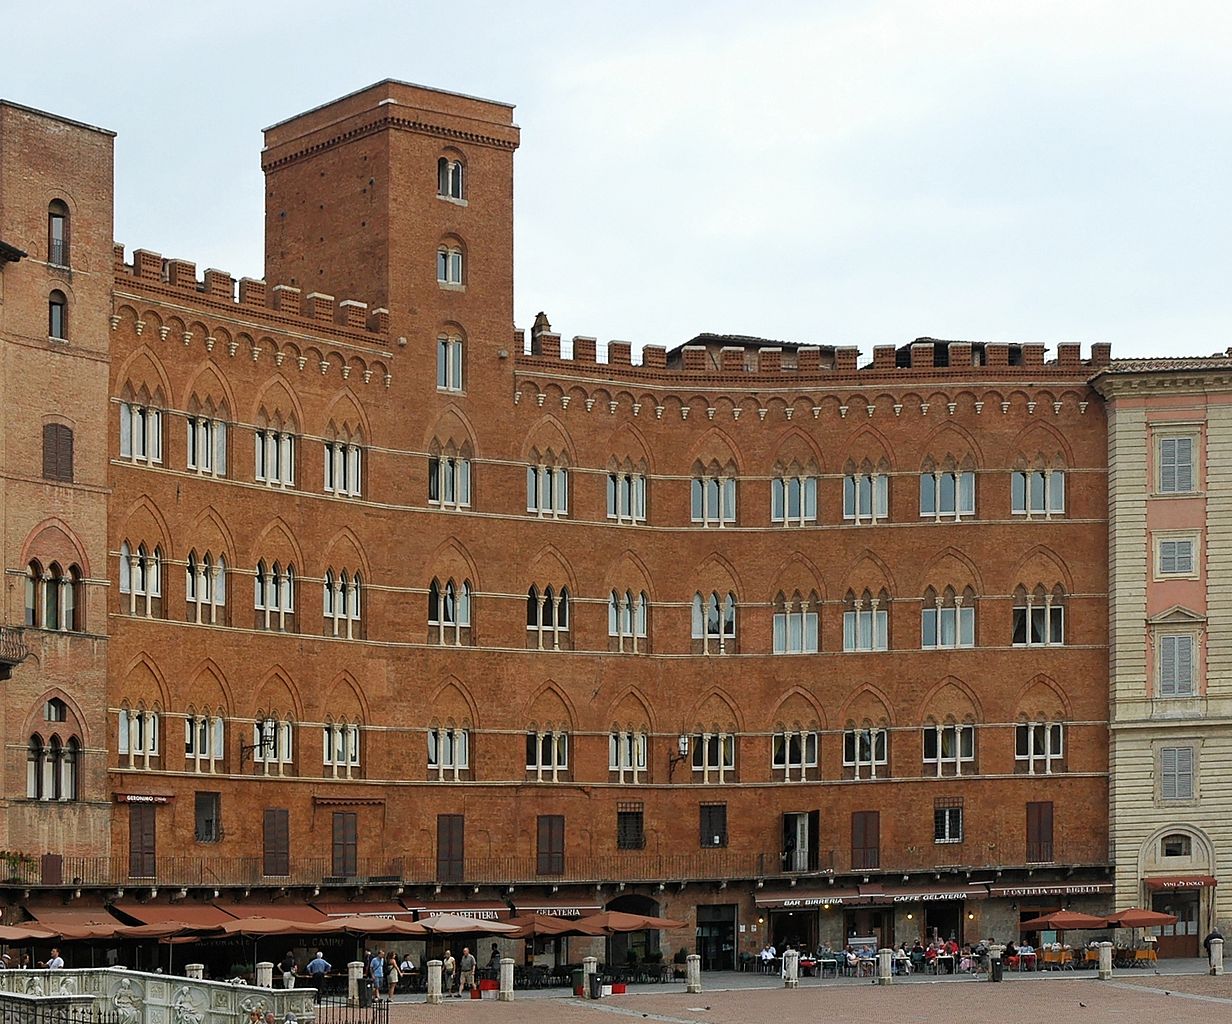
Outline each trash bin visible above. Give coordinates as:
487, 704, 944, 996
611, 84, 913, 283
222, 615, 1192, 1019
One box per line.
990, 958, 1003, 983
589, 973, 603, 1000
359, 978, 375, 1007
572, 969, 585, 997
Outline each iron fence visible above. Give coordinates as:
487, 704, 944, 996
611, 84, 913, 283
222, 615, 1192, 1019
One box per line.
0, 996, 119, 1024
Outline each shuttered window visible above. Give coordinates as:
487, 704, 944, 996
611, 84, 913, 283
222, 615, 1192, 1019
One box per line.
263, 808, 289, 876
536, 814, 565, 875
1026, 801, 1054, 862
437, 813, 464, 883
1159, 437, 1195, 493
1159, 635, 1195, 697
1158, 539, 1195, 575
42, 424, 73, 483
331, 811, 357, 877
699, 803, 728, 848
1160, 747, 1194, 801
129, 803, 157, 877
852, 810, 880, 869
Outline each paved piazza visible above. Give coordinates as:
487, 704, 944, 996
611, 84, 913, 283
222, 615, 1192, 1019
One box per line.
385, 969, 1232, 1023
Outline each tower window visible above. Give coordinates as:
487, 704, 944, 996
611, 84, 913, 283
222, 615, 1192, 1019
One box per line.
49, 291, 67, 340
437, 157, 465, 200
48, 201, 69, 266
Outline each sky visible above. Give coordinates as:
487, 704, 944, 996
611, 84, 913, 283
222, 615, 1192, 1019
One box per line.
3, 1, 1230, 360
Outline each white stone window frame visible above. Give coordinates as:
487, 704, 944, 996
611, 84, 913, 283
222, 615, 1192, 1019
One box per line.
526, 728, 569, 781
608, 589, 648, 652
691, 475, 737, 526
428, 726, 470, 780
608, 730, 648, 783
527, 463, 569, 517
253, 716, 294, 775
1011, 468, 1066, 518
772, 597, 820, 654
184, 712, 225, 773
185, 551, 227, 625
607, 471, 647, 524
690, 731, 736, 784
919, 469, 976, 520
437, 335, 465, 392
527, 585, 569, 650
1153, 531, 1201, 581
185, 415, 227, 477
430, 455, 472, 509
323, 440, 363, 498
1154, 429, 1201, 497
1015, 721, 1064, 775
692, 591, 737, 654
922, 723, 975, 776
119, 402, 164, 466
254, 428, 296, 488
322, 722, 361, 778
771, 730, 819, 781
117, 706, 160, 769
771, 475, 819, 526
323, 569, 362, 639
842, 472, 888, 524
842, 727, 888, 779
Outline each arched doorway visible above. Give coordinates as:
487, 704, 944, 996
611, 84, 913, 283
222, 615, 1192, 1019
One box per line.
1136, 824, 1217, 958
605, 894, 662, 966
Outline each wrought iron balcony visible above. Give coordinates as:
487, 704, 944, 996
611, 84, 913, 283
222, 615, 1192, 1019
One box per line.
0, 626, 29, 680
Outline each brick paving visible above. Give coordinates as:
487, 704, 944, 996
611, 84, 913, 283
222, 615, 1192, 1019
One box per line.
384, 968, 1232, 1023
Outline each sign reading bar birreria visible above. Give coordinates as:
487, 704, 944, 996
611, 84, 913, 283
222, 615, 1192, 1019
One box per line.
754, 890, 859, 909
989, 883, 1113, 898
113, 793, 174, 804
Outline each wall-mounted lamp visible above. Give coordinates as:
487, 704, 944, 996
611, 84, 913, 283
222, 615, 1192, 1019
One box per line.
241, 719, 275, 766
668, 735, 690, 779
906, 913, 913, 921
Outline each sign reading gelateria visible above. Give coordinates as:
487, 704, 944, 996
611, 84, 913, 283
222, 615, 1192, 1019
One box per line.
891, 892, 973, 903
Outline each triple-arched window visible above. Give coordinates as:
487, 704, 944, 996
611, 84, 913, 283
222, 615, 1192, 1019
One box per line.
323, 569, 362, 639
527, 585, 570, 650
119, 542, 163, 618
25, 560, 83, 631
1012, 584, 1066, 646
185, 551, 227, 625
921, 585, 976, 648
772, 591, 819, 653
27, 733, 80, 800
254, 561, 295, 631
691, 591, 737, 654
608, 589, 649, 652
843, 589, 889, 651
428, 578, 473, 646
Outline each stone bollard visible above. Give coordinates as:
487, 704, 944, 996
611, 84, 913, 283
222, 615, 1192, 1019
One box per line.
499, 957, 515, 1001
185, 964, 204, 980
583, 956, 599, 998
877, 948, 893, 986
347, 962, 364, 1006
256, 962, 274, 988
1210, 937, 1224, 976
1098, 941, 1113, 980
685, 953, 702, 994
782, 949, 799, 988
427, 960, 443, 1005
987, 944, 1004, 982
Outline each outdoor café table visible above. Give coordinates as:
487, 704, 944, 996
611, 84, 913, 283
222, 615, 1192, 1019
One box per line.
818, 958, 838, 978
1019, 952, 1037, 971
934, 954, 955, 975
798, 958, 817, 977
857, 957, 877, 977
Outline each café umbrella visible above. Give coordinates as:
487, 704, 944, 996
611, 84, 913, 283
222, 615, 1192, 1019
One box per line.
415, 913, 521, 936
1104, 908, 1177, 929
1017, 910, 1108, 931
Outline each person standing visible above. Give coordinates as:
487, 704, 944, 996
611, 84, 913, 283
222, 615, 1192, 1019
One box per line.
458, 947, 476, 997
385, 952, 399, 999
279, 951, 297, 990
370, 948, 385, 997
306, 951, 331, 1004
46, 949, 64, 970
442, 949, 456, 996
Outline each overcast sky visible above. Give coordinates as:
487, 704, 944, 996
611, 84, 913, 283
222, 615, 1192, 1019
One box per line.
4, 1, 1230, 360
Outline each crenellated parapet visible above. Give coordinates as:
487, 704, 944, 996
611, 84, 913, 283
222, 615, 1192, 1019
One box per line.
512, 319, 1110, 421
112, 244, 391, 343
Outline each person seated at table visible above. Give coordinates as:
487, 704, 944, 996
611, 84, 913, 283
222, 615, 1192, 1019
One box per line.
759, 944, 775, 962
843, 947, 858, 973
893, 946, 910, 975
925, 942, 938, 964
945, 938, 959, 957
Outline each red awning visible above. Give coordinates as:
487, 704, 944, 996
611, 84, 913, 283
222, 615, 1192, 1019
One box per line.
510, 897, 600, 917
218, 903, 328, 923
868, 883, 991, 905
26, 906, 120, 928
312, 901, 417, 919
1145, 875, 1217, 890
418, 901, 511, 921
754, 888, 861, 909
113, 902, 234, 927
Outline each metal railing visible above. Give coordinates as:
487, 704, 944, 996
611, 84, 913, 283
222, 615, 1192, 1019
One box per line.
48, 240, 69, 267
0, 626, 28, 667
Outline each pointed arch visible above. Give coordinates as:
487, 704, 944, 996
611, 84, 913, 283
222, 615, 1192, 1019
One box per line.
521, 414, 576, 465
186, 658, 233, 712
841, 548, 897, 596
918, 420, 985, 465
119, 495, 174, 556
838, 682, 895, 728
602, 549, 656, 599
252, 374, 304, 430
429, 676, 479, 729
252, 666, 304, 722
686, 426, 743, 474
526, 543, 578, 592
608, 686, 656, 732
323, 387, 372, 443
917, 546, 984, 594
1011, 420, 1075, 468
321, 670, 370, 723
20, 518, 92, 578
1011, 544, 1074, 593
607, 421, 654, 473
321, 526, 372, 581
183, 361, 237, 419
768, 551, 827, 602
843, 424, 896, 471
115, 345, 173, 408
524, 680, 577, 730
693, 551, 743, 595
425, 405, 479, 453
250, 517, 306, 570
1014, 674, 1072, 720
118, 653, 171, 709
916, 675, 984, 723
188, 506, 237, 562
770, 686, 826, 731
769, 426, 825, 474
22, 686, 92, 746
687, 686, 744, 733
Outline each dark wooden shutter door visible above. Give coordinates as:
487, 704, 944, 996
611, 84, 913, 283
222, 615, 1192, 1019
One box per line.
43, 424, 57, 480
332, 811, 357, 877
129, 804, 156, 877
852, 810, 880, 869
263, 808, 289, 876
437, 814, 464, 883
537, 815, 564, 875
57, 426, 73, 482
807, 810, 821, 871
1027, 801, 1054, 862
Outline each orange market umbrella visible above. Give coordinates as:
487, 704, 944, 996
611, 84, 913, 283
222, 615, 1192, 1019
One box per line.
1105, 908, 1177, 929
585, 911, 686, 934
221, 917, 336, 937
0, 925, 57, 942
416, 913, 521, 936
325, 915, 427, 938
1018, 910, 1108, 931
508, 914, 606, 939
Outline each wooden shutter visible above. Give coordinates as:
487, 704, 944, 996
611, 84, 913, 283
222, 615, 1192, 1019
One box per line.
536, 815, 565, 875
42, 424, 73, 483
437, 814, 464, 883
807, 810, 821, 871
263, 808, 289, 876
129, 804, 156, 877
42, 424, 57, 479
852, 810, 879, 869
1026, 801, 1054, 861
699, 803, 727, 847
331, 811, 357, 878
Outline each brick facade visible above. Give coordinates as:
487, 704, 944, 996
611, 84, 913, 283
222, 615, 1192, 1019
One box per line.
1, 81, 1118, 962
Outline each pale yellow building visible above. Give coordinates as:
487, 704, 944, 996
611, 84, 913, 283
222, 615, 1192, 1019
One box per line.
1097, 358, 1232, 957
